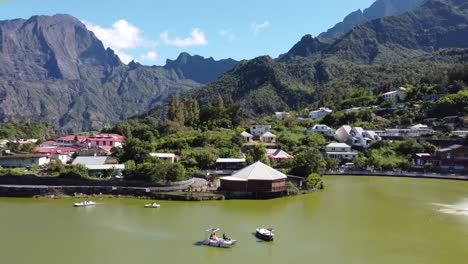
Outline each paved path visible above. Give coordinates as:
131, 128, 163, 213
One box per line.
0, 178, 208, 192
324, 171, 468, 181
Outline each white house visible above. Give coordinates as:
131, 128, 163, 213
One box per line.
306, 124, 335, 138
72, 156, 124, 177
240, 131, 254, 143
382, 87, 406, 102
0, 154, 50, 168
335, 125, 380, 149
250, 125, 271, 136
275, 112, 291, 120
260, 132, 277, 144
325, 143, 359, 161
309, 108, 333, 120
150, 153, 177, 163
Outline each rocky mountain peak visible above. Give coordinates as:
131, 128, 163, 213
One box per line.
164, 52, 238, 84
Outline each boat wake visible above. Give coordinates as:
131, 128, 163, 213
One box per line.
432, 200, 468, 216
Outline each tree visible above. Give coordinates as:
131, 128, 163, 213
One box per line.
59, 164, 89, 179
165, 163, 187, 182
289, 148, 325, 177
167, 96, 185, 124
302, 132, 326, 149
324, 158, 339, 170
216, 94, 225, 114
119, 138, 153, 164
304, 173, 323, 190
246, 144, 269, 165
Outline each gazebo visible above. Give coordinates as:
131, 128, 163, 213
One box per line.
220, 161, 287, 193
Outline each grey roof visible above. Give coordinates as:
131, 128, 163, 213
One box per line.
221, 161, 287, 181
261, 131, 277, 138
438, 145, 464, 152
216, 158, 246, 163
72, 156, 107, 166
241, 131, 253, 137
326, 143, 350, 148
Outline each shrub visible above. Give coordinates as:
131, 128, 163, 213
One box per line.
286, 181, 300, 195
59, 164, 89, 180
304, 173, 323, 190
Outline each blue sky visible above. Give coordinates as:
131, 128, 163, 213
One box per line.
0, 0, 375, 65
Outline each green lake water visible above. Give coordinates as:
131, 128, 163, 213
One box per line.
1, 176, 468, 264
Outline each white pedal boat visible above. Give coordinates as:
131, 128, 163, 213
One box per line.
144, 203, 160, 208
74, 201, 96, 207
202, 228, 237, 248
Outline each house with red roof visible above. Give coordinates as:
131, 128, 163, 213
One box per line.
57, 135, 88, 147
86, 133, 125, 149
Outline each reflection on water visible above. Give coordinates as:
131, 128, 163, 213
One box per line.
432, 200, 468, 216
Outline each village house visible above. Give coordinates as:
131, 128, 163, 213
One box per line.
382, 87, 406, 102
219, 161, 287, 194
335, 125, 381, 149
306, 124, 335, 138
150, 153, 177, 163
86, 133, 125, 148
435, 145, 468, 172
325, 143, 359, 162
215, 158, 246, 170
250, 125, 271, 137
309, 108, 333, 120
72, 156, 124, 177
266, 149, 293, 163
57, 135, 88, 147
412, 153, 440, 168
35, 146, 77, 164
452, 130, 468, 138
0, 152, 50, 168
39, 141, 57, 147
275, 112, 291, 120
240, 131, 254, 143
260, 131, 277, 144
376, 124, 434, 138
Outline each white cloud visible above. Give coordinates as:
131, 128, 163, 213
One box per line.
219, 29, 235, 42
251, 21, 270, 35
160, 28, 208, 47
140, 50, 158, 62
83, 19, 156, 64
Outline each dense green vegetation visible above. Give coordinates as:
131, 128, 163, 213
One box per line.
0, 122, 56, 140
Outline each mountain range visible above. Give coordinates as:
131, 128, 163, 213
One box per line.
0, 14, 237, 132
1, 0, 468, 132
319, 0, 425, 39
190, 0, 468, 115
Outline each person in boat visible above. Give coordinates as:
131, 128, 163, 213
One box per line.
210, 233, 219, 241
223, 233, 230, 241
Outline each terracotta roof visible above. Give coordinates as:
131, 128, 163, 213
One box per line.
35, 146, 78, 154
59, 135, 88, 141
98, 146, 114, 151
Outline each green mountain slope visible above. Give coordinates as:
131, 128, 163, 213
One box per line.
0, 14, 235, 133
187, 0, 468, 116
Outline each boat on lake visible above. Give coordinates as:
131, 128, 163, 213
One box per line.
74, 201, 96, 207
144, 202, 160, 208
202, 228, 237, 248
256, 228, 274, 241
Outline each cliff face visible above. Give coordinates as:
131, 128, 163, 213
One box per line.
164, 52, 238, 84
319, 0, 425, 39
0, 14, 234, 133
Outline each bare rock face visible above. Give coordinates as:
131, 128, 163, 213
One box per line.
0, 14, 233, 133
319, 0, 425, 39
164, 52, 238, 84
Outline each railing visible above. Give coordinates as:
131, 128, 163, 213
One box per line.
323, 170, 468, 180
